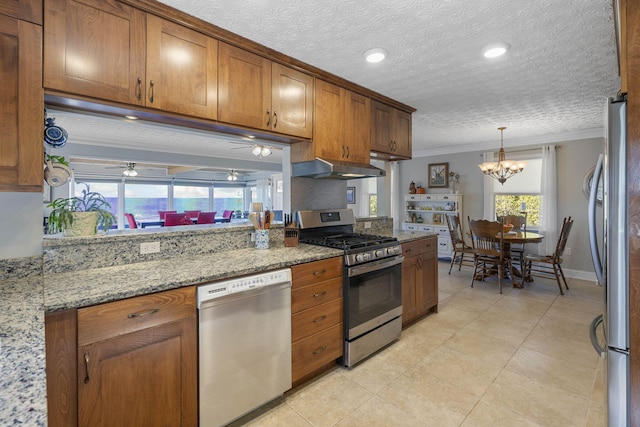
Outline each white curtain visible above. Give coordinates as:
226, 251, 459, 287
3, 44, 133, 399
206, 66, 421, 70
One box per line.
540, 145, 558, 254
482, 152, 495, 220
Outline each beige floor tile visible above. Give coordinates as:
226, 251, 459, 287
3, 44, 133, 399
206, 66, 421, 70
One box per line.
428, 304, 482, 329
483, 369, 590, 426
506, 347, 596, 399
522, 326, 600, 370
535, 313, 597, 343
378, 370, 480, 426
414, 346, 502, 396
443, 327, 520, 367
586, 402, 606, 427
236, 402, 312, 427
286, 371, 373, 427
460, 311, 536, 346
460, 399, 545, 427
334, 395, 426, 427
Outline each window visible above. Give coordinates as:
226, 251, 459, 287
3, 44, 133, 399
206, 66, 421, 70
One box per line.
174, 185, 210, 212
125, 183, 169, 219
493, 158, 542, 228
75, 181, 119, 227
369, 194, 378, 217
214, 187, 244, 214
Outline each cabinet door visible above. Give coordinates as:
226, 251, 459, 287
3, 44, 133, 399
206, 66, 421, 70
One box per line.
44, 0, 145, 105
0, 0, 42, 24
371, 100, 393, 153
271, 63, 313, 138
146, 15, 217, 119
0, 15, 43, 192
78, 317, 197, 427
401, 254, 418, 327
313, 79, 345, 161
392, 108, 412, 158
218, 42, 271, 129
417, 250, 438, 314
344, 90, 371, 164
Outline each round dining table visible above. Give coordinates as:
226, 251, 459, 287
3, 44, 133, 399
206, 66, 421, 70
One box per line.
502, 231, 544, 287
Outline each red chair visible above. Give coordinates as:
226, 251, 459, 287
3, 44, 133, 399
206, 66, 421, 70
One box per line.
158, 210, 177, 220
183, 210, 201, 218
164, 212, 190, 226
221, 210, 234, 222
124, 213, 138, 229
197, 211, 216, 224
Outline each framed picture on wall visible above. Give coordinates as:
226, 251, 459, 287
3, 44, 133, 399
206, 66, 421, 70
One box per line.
428, 163, 449, 188
347, 187, 356, 204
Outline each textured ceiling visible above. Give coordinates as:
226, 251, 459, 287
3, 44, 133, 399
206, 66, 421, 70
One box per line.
55, 0, 619, 169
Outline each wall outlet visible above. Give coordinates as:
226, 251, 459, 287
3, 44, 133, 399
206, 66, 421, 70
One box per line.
565, 247, 571, 255
250, 232, 255, 242
364, 222, 372, 229
140, 241, 160, 254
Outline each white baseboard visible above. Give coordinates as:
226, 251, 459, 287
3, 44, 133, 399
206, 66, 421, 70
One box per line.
563, 268, 597, 282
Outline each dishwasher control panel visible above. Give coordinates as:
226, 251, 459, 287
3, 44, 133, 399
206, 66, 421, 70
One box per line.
197, 268, 292, 307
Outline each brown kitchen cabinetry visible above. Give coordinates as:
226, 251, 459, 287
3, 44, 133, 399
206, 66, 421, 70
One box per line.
371, 100, 412, 159
291, 256, 343, 386
293, 79, 369, 163
401, 237, 438, 327
0, 14, 43, 192
44, 0, 218, 120
218, 42, 313, 138
45, 286, 197, 427
0, 0, 42, 24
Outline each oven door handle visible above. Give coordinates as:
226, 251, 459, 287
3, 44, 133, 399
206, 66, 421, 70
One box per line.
347, 255, 405, 277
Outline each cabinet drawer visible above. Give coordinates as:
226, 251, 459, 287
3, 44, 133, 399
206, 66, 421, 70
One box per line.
402, 240, 421, 257
437, 237, 451, 254
291, 257, 342, 289
292, 277, 342, 313
418, 237, 438, 255
78, 287, 195, 346
292, 323, 342, 380
436, 226, 450, 237
292, 299, 343, 342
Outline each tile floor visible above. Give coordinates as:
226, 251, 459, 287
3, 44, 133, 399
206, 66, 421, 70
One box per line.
232, 261, 605, 427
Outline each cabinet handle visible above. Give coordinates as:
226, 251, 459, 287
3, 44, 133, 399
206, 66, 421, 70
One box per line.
312, 291, 327, 298
417, 258, 423, 269
341, 145, 346, 158
313, 315, 327, 323
389, 140, 394, 150
273, 112, 278, 128
345, 145, 350, 159
405, 248, 412, 253
136, 77, 142, 101
312, 269, 327, 276
312, 345, 327, 355
149, 80, 155, 103
127, 308, 159, 318
83, 352, 90, 384
266, 110, 271, 126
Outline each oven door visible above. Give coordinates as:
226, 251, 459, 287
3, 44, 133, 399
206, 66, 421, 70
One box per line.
345, 255, 404, 340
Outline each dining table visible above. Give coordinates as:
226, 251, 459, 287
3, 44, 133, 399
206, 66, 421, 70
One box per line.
502, 231, 544, 287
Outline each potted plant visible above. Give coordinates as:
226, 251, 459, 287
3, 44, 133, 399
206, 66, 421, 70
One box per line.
47, 183, 116, 236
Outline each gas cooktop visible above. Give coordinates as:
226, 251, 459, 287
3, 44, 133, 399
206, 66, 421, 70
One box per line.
301, 233, 398, 250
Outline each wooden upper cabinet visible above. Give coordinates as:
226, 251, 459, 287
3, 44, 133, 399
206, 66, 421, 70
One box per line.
371, 100, 412, 159
146, 15, 217, 119
218, 42, 313, 137
0, 0, 43, 24
43, 0, 145, 105
308, 79, 370, 163
0, 14, 43, 192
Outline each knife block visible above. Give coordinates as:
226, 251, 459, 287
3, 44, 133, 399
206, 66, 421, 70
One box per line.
284, 226, 299, 247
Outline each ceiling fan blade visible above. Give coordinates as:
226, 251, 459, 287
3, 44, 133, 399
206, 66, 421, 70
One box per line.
167, 166, 200, 175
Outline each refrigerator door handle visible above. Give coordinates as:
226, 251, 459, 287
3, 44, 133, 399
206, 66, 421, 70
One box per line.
588, 154, 604, 285
589, 314, 606, 358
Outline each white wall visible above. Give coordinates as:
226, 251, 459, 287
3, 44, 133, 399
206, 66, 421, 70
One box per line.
398, 137, 603, 273
0, 193, 43, 259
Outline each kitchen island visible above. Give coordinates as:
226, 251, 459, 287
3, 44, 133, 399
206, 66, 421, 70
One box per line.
2, 223, 435, 426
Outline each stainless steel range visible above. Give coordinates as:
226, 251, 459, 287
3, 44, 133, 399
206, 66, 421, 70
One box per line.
298, 209, 403, 367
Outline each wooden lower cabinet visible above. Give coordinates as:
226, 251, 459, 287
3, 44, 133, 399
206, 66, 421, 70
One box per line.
401, 237, 438, 327
291, 257, 343, 386
46, 287, 197, 427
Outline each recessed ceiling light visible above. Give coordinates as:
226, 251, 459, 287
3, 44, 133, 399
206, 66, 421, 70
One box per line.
125, 115, 138, 120
483, 43, 510, 58
364, 48, 388, 63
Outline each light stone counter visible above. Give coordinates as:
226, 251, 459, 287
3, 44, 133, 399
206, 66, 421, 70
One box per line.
391, 229, 439, 243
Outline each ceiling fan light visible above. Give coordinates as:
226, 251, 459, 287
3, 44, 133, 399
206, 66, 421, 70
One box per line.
251, 145, 263, 156
261, 147, 272, 157
122, 169, 138, 177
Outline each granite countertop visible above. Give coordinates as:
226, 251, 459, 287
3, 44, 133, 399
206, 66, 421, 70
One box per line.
392, 230, 439, 242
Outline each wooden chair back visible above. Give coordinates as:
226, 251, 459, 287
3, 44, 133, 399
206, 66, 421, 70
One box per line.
446, 214, 467, 248
552, 216, 574, 261
497, 213, 527, 232
468, 218, 505, 259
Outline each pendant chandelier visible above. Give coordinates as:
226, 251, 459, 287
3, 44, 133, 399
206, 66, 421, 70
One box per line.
478, 127, 526, 185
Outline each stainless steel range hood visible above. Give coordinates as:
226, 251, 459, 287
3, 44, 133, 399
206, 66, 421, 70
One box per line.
292, 158, 385, 179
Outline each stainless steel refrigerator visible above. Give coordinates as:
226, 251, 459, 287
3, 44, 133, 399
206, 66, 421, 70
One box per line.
589, 94, 629, 426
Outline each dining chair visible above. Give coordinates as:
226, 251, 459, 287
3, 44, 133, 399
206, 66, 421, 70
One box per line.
221, 210, 234, 222
124, 213, 138, 229
196, 211, 216, 224
498, 212, 528, 269
468, 217, 517, 294
183, 210, 201, 218
524, 216, 574, 295
158, 210, 177, 220
164, 212, 190, 226
445, 214, 474, 274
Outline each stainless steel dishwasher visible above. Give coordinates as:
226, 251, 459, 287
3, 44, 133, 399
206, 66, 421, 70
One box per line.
197, 268, 292, 427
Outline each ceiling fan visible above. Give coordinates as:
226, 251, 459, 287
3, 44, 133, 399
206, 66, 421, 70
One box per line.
228, 142, 277, 158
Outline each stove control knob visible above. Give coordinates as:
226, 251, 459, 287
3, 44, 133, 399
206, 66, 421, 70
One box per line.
374, 250, 384, 258
355, 254, 364, 263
